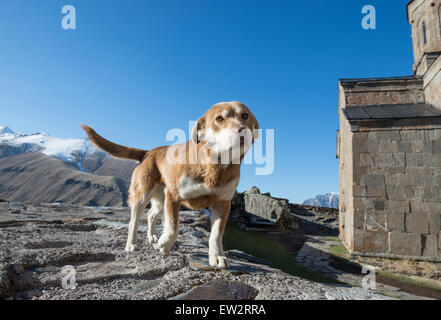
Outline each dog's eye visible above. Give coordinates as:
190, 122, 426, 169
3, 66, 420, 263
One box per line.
216, 116, 224, 122
242, 113, 249, 120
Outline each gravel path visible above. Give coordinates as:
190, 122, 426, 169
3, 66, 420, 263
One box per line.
0, 203, 391, 300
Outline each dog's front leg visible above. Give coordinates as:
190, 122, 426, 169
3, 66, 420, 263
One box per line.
208, 201, 231, 269
154, 189, 180, 255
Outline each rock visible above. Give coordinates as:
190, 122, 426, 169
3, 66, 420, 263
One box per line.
170, 280, 259, 300
244, 194, 297, 230
244, 186, 261, 195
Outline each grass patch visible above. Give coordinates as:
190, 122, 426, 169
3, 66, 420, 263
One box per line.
329, 244, 350, 259
377, 270, 441, 292
325, 236, 341, 242
328, 244, 441, 294
223, 221, 341, 284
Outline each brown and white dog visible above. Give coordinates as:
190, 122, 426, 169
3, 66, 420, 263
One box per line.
81, 101, 259, 269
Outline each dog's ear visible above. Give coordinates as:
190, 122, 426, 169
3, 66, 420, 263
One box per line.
191, 117, 206, 144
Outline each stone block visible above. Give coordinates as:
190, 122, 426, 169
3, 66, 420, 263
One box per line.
401, 130, 418, 140
428, 213, 441, 234
410, 201, 441, 213
357, 153, 374, 167
353, 197, 374, 211
422, 235, 438, 257
386, 200, 409, 214
389, 232, 422, 256
387, 212, 405, 232
366, 186, 386, 198
373, 200, 385, 211
376, 153, 405, 168
353, 185, 367, 197
406, 153, 420, 167
353, 210, 365, 229
385, 174, 399, 186
404, 186, 424, 200
398, 173, 420, 186
367, 139, 379, 153
398, 141, 413, 153
361, 174, 385, 187
385, 186, 407, 200
419, 153, 435, 166
365, 211, 386, 231
379, 140, 398, 153
406, 213, 429, 234
433, 140, 441, 153
353, 229, 388, 253
435, 154, 441, 167
412, 140, 432, 153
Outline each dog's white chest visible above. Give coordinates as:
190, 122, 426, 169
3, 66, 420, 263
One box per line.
178, 176, 239, 201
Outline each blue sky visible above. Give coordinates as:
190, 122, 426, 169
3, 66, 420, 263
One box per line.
0, 0, 414, 203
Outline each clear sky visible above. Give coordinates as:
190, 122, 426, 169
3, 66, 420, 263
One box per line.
0, 0, 414, 203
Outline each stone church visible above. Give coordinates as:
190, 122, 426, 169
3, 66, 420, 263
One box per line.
338, 0, 441, 260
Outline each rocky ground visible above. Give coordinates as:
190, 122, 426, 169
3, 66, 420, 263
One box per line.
0, 201, 390, 300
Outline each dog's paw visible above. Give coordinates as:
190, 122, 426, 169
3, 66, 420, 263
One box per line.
125, 244, 139, 252
148, 235, 158, 244
209, 254, 229, 269
153, 243, 170, 256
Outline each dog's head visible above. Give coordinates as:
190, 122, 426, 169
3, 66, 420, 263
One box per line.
191, 101, 259, 156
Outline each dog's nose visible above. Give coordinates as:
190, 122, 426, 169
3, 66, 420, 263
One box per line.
234, 127, 245, 134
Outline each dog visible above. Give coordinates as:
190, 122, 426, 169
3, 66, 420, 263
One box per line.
81, 101, 259, 269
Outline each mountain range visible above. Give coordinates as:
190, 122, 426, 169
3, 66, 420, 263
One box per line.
0, 126, 137, 206
302, 193, 339, 209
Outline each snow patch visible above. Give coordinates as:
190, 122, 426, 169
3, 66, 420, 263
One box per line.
0, 125, 106, 170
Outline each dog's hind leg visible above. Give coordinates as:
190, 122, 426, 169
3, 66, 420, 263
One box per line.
125, 183, 155, 252
154, 188, 180, 255
147, 192, 164, 244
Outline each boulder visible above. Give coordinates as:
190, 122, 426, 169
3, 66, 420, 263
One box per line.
244, 193, 297, 230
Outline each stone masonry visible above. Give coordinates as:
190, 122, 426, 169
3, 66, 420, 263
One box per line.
337, 0, 441, 260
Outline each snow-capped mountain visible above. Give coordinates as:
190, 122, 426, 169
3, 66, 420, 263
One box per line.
0, 125, 138, 206
0, 126, 107, 171
0, 126, 14, 134
303, 193, 339, 209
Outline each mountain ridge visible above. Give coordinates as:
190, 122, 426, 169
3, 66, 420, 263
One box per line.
302, 193, 339, 209
0, 126, 137, 206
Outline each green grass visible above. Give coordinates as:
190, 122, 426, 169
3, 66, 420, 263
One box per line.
329, 244, 441, 293
377, 270, 441, 292
325, 236, 341, 242
223, 221, 342, 284
329, 244, 350, 258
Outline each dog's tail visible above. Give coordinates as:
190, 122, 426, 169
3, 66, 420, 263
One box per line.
81, 124, 147, 162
